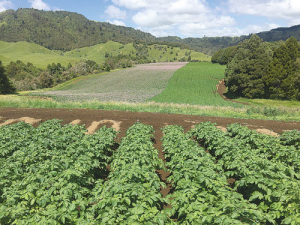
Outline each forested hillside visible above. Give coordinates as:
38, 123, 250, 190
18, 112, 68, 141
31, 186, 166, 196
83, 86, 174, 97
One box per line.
160, 25, 300, 55
1, 8, 300, 55
0, 8, 156, 51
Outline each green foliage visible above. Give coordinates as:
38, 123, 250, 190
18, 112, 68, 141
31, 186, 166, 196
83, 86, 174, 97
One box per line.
162, 125, 264, 223
4, 60, 103, 91
265, 37, 300, 100
89, 123, 170, 224
225, 34, 273, 98
211, 45, 239, 65
0, 120, 117, 224
190, 122, 300, 224
0, 61, 15, 94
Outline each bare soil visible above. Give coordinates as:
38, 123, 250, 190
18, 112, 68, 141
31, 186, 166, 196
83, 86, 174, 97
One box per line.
1, 107, 300, 198
217, 79, 249, 105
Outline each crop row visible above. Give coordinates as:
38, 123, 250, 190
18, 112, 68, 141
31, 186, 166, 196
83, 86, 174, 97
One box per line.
88, 123, 170, 224
191, 122, 300, 224
0, 121, 170, 225
162, 125, 263, 224
0, 120, 117, 224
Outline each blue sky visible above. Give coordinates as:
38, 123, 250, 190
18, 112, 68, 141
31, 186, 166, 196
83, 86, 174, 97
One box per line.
1, 0, 300, 38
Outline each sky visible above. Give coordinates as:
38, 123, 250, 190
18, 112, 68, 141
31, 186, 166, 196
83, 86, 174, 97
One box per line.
0, 0, 300, 38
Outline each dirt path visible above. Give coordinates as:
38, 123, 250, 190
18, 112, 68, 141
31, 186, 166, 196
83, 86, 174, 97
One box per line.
217, 79, 249, 105
1, 107, 300, 198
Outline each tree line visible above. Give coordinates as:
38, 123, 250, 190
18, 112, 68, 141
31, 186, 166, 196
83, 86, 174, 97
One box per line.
212, 34, 300, 100
0, 54, 137, 93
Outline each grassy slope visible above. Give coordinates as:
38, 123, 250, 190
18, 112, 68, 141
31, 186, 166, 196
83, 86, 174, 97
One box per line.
64, 41, 136, 64
147, 44, 210, 62
0, 41, 80, 69
0, 40, 211, 69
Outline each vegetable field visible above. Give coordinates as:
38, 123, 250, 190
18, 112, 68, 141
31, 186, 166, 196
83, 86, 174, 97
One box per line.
34, 62, 187, 103
150, 62, 241, 107
1, 113, 300, 224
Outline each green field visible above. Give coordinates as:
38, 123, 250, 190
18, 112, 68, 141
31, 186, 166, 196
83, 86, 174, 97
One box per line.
2, 61, 300, 121
0, 41, 80, 69
32, 62, 187, 102
150, 62, 241, 107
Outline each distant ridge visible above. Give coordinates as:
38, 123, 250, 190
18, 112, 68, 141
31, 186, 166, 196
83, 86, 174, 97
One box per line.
0, 8, 300, 54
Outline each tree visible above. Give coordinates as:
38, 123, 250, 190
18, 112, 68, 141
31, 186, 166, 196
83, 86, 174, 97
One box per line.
224, 34, 272, 98
264, 36, 300, 99
0, 61, 16, 94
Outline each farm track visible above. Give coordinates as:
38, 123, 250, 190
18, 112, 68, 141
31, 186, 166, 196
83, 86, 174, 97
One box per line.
217, 79, 250, 105
1, 107, 300, 198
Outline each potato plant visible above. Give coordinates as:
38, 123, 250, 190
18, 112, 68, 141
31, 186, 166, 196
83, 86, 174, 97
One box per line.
0, 120, 117, 224
191, 122, 300, 224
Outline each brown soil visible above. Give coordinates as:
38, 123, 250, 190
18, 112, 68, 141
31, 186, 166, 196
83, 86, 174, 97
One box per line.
217, 79, 249, 105
1, 107, 300, 198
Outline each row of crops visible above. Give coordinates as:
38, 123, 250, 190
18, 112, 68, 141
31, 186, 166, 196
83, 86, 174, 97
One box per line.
1, 120, 300, 224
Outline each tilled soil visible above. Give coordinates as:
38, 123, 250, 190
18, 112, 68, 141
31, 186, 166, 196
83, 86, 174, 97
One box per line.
1, 107, 300, 197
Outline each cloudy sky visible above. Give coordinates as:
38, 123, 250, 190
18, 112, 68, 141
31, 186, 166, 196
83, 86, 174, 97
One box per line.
0, 0, 300, 38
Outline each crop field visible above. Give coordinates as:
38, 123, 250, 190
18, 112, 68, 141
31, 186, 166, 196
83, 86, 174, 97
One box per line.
32, 62, 243, 108
1, 108, 300, 224
151, 62, 240, 107
33, 62, 188, 102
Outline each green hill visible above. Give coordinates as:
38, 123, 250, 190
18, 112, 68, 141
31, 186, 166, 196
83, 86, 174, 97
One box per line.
1, 8, 300, 56
0, 8, 156, 51
159, 26, 300, 55
0, 41, 79, 69
0, 40, 211, 69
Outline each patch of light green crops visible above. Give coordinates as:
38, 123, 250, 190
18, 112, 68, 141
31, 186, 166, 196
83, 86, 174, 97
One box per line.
150, 62, 242, 107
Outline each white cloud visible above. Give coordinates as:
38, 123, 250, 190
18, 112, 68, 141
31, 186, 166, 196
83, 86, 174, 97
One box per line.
108, 19, 126, 26
168, 0, 209, 15
228, 0, 300, 20
111, 0, 148, 10
28, 0, 50, 10
0, 0, 13, 12
127, 0, 236, 37
109, 0, 286, 38
105, 5, 127, 19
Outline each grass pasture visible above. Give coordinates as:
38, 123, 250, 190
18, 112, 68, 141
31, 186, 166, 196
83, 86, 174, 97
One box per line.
147, 44, 210, 62
150, 62, 241, 107
0, 40, 211, 69
0, 41, 80, 69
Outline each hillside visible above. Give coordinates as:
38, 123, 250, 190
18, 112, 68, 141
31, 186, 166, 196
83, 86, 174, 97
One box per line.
1, 8, 300, 55
0, 8, 156, 51
0, 40, 210, 69
160, 24, 300, 55
0, 41, 80, 68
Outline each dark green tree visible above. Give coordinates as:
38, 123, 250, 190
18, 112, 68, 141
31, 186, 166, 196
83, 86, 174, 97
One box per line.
265, 36, 300, 99
224, 34, 272, 98
0, 61, 16, 94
